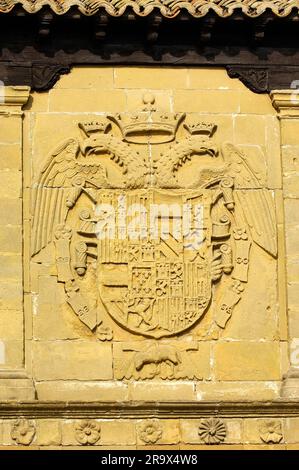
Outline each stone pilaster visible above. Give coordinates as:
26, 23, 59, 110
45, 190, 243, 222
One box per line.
0, 86, 34, 399
271, 90, 299, 397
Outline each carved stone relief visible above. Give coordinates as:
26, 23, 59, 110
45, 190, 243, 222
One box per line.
74, 420, 101, 446
198, 418, 227, 445
11, 419, 36, 446
31, 93, 277, 380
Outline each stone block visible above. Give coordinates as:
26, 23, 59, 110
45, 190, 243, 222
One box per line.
0, 226, 22, 253
0, 199, 22, 225
0, 116, 21, 143
282, 145, 299, 173
240, 90, 275, 115
188, 68, 244, 91
0, 171, 21, 198
33, 341, 113, 380
0, 379, 35, 400
0, 145, 22, 170
129, 382, 195, 401
288, 306, 299, 337
49, 89, 126, 112
114, 67, 187, 89
283, 174, 299, 198
286, 226, 299, 257
24, 92, 49, 113
284, 199, 299, 225
0, 281, 23, 310
101, 421, 136, 446
35, 381, 129, 401
0, 254, 22, 280
281, 119, 299, 145
54, 67, 114, 89
36, 420, 61, 446
0, 310, 23, 340
214, 341, 281, 380
234, 115, 266, 145
0, 339, 23, 368
196, 381, 279, 401
173, 90, 240, 113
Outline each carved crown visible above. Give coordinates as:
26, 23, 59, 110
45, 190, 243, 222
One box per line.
79, 120, 111, 136
184, 120, 217, 137
108, 111, 185, 144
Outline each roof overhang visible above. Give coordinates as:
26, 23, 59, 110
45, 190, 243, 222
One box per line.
0, 1, 298, 18
0, 2, 299, 93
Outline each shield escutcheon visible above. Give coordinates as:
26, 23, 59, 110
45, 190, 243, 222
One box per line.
98, 189, 212, 338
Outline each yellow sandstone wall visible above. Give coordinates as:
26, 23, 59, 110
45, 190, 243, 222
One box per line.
0, 67, 298, 449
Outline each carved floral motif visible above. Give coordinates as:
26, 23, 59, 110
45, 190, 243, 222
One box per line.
198, 418, 227, 445
138, 420, 163, 444
97, 325, 113, 341
75, 420, 101, 445
259, 420, 283, 444
11, 419, 36, 446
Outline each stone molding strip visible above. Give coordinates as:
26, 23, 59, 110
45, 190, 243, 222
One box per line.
0, 401, 299, 419
0, 0, 299, 18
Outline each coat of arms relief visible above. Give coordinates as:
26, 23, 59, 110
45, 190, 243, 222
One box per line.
32, 94, 277, 380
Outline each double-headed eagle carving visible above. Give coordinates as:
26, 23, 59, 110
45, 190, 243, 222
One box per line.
31, 101, 277, 338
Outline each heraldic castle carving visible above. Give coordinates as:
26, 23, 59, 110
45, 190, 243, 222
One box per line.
31, 94, 277, 380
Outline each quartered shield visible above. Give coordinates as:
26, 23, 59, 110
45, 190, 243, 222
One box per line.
98, 189, 213, 338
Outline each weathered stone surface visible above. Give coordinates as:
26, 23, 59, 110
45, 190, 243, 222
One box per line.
0, 171, 21, 198
0, 226, 22, 254
101, 421, 136, 446
234, 115, 266, 145
129, 383, 195, 401
36, 420, 61, 446
174, 90, 240, 113
0, 70, 296, 449
49, 89, 126, 112
0, 199, 22, 226
36, 381, 129, 401
0, 116, 21, 143
55, 67, 113, 90
33, 341, 113, 380
0, 145, 22, 170
114, 67, 187, 90
196, 381, 280, 401
214, 342, 281, 380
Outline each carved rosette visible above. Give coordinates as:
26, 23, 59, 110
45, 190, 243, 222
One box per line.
97, 325, 113, 341
198, 418, 227, 445
259, 420, 283, 444
74, 420, 101, 445
138, 419, 163, 444
11, 419, 36, 446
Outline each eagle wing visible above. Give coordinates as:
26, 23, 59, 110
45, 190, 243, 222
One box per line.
31, 138, 81, 256
222, 142, 277, 257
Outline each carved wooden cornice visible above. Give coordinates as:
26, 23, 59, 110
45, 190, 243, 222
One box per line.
0, 4, 299, 92
0, 401, 299, 419
0, 1, 298, 18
